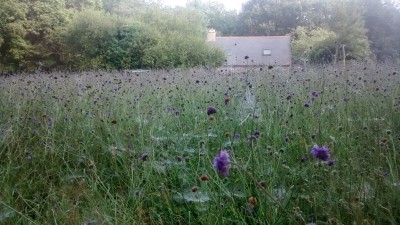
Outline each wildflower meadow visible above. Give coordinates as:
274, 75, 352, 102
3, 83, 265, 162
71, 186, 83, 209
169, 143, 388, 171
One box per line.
0, 63, 399, 224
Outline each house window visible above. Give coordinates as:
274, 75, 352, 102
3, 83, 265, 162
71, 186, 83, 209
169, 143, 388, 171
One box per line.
262, 49, 272, 56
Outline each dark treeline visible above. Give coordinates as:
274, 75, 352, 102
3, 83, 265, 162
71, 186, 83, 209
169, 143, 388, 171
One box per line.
1, 0, 399, 73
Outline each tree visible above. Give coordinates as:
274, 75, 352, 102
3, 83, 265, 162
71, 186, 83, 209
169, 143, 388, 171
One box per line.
291, 26, 337, 64
291, 0, 370, 64
324, 0, 370, 62
0, 0, 71, 72
65, 0, 103, 10
238, 0, 304, 35
187, 0, 239, 36
1, 0, 225, 72
110, 0, 162, 17
0, 0, 30, 72
63, 10, 116, 69
133, 7, 225, 68
63, 7, 225, 70
365, 0, 400, 61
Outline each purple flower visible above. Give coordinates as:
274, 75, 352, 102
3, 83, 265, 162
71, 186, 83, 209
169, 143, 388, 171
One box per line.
213, 150, 230, 176
327, 160, 335, 166
207, 106, 217, 115
383, 171, 389, 177
311, 145, 331, 161
135, 189, 142, 197
284, 136, 289, 142
311, 91, 318, 98
140, 153, 149, 161
304, 102, 310, 107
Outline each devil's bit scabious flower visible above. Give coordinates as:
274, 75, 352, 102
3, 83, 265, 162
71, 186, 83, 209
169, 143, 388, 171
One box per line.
311, 145, 331, 161
207, 106, 217, 115
254, 130, 260, 138
140, 153, 149, 161
311, 91, 319, 98
213, 150, 230, 176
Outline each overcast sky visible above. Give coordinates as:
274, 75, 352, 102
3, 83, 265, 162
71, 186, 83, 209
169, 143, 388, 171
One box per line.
161, 0, 249, 12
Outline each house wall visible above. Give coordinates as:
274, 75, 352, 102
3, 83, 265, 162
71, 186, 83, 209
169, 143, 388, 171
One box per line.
210, 36, 291, 66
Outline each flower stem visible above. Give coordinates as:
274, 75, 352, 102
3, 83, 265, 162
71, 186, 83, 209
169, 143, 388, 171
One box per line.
230, 161, 292, 219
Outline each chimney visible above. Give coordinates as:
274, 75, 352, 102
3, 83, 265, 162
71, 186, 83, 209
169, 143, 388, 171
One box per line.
207, 29, 216, 42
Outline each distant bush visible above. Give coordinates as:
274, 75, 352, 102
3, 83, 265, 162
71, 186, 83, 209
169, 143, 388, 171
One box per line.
63, 9, 225, 70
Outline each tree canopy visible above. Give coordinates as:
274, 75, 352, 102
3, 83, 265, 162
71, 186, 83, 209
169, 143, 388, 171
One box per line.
0, 0, 225, 73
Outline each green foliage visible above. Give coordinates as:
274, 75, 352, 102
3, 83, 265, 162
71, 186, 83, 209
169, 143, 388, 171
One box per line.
187, 0, 239, 36
0, 0, 29, 72
63, 8, 224, 70
324, 0, 370, 61
291, 0, 370, 63
292, 26, 337, 64
65, 0, 103, 10
143, 32, 225, 68
64, 10, 161, 70
105, 24, 158, 69
238, 0, 304, 35
136, 7, 225, 68
110, 0, 162, 18
0, 0, 71, 72
63, 10, 120, 69
0, 0, 224, 73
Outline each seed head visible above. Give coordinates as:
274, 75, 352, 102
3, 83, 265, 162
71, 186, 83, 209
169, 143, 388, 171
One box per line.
258, 180, 267, 188
224, 96, 231, 105
200, 175, 210, 181
248, 197, 257, 206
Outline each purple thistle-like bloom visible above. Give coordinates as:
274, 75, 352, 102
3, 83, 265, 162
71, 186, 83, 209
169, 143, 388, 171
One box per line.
207, 106, 217, 115
140, 153, 149, 161
311, 91, 319, 98
284, 136, 289, 143
213, 150, 230, 176
311, 145, 331, 161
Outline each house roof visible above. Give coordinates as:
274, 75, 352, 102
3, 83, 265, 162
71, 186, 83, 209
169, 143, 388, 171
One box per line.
210, 36, 291, 66
215, 36, 289, 38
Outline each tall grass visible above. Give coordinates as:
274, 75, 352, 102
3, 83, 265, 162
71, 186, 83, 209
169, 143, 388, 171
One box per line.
0, 63, 399, 224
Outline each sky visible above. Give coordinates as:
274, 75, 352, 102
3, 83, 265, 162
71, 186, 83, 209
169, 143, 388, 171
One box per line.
161, 0, 249, 12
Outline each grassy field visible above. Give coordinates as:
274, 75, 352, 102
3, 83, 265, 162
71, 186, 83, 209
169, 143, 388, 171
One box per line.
0, 63, 399, 224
